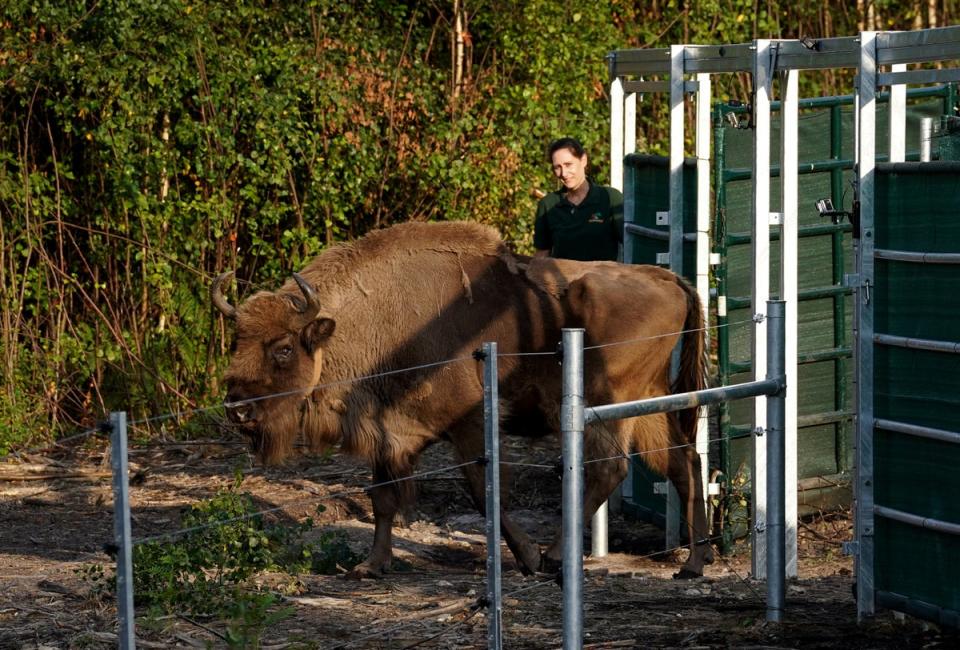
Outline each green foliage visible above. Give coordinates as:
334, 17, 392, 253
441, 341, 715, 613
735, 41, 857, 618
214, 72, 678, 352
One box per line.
77, 479, 360, 643
2, 0, 957, 450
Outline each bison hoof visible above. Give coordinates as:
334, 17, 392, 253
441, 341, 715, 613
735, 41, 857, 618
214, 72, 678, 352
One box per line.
539, 554, 562, 575
672, 567, 703, 580
345, 562, 387, 581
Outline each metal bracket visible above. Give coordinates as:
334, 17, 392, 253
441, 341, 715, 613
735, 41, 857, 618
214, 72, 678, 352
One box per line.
684, 80, 699, 93
842, 541, 859, 556
753, 426, 765, 437
655, 211, 670, 225
709, 253, 721, 266
707, 482, 721, 496
655, 252, 671, 266
844, 273, 860, 288
769, 212, 782, 226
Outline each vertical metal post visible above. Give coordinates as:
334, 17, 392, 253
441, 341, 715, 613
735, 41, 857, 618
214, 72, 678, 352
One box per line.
611, 76, 625, 193
778, 67, 799, 579
482, 342, 503, 650
751, 39, 773, 579
920, 117, 934, 162
665, 44, 686, 552
591, 501, 608, 558
695, 73, 713, 508
855, 31, 878, 620
765, 301, 786, 623
561, 329, 585, 650
110, 411, 136, 650
889, 63, 907, 163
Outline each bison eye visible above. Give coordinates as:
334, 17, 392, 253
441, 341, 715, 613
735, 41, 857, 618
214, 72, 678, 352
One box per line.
273, 345, 294, 365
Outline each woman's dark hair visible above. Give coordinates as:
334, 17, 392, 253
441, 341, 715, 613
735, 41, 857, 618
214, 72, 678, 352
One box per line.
547, 137, 586, 161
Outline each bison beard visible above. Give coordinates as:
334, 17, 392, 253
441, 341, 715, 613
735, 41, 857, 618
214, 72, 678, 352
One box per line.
213, 221, 712, 579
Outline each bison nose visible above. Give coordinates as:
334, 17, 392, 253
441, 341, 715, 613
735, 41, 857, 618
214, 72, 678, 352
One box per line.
225, 395, 255, 424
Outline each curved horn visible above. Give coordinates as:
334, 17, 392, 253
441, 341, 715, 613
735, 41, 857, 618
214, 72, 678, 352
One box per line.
292, 272, 322, 322
211, 271, 237, 318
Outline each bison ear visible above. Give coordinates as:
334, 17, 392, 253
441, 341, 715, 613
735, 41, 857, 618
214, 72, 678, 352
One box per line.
301, 317, 336, 353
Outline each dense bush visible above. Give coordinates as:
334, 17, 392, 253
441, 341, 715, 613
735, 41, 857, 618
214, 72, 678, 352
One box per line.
1, 0, 953, 449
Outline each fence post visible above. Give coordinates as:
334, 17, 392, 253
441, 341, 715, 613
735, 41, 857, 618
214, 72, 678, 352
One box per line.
561, 329, 585, 650
481, 342, 503, 650
765, 302, 786, 622
109, 411, 136, 649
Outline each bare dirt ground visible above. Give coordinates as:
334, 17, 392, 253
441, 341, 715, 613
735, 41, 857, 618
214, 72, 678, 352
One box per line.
1, 433, 955, 649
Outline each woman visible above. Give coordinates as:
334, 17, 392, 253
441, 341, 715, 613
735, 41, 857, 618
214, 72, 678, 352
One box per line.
533, 137, 624, 261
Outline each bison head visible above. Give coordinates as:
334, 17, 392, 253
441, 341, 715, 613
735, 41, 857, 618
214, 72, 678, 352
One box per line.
212, 271, 336, 463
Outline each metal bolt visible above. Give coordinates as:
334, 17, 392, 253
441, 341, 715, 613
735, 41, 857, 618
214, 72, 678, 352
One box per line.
753, 427, 765, 437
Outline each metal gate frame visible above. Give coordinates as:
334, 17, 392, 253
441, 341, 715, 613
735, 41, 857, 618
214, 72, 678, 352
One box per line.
608, 25, 960, 602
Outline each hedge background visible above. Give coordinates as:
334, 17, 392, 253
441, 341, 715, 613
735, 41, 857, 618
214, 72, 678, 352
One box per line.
1, 0, 955, 450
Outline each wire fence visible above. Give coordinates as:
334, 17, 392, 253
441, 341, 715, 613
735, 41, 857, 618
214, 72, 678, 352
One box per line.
3, 313, 785, 648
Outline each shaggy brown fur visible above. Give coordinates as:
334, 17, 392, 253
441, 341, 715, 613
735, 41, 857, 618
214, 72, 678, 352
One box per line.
216, 221, 711, 578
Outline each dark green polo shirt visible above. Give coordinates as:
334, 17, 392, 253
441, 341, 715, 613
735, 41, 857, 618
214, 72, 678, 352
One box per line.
533, 182, 624, 261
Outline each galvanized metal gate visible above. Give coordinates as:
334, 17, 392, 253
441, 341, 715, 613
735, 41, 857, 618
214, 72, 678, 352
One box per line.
610, 25, 960, 625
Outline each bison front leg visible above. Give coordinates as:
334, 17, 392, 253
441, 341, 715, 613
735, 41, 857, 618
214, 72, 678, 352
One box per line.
448, 422, 542, 576
348, 466, 403, 579
541, 454, 628, 571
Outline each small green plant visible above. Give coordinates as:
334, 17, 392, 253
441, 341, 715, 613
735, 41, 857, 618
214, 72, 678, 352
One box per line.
78, 476, 360, 644
309, 530, 363, 575
223, 590, 295, 649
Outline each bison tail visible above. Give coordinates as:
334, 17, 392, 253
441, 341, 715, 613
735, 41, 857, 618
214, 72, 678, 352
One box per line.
673, 277, 708, 440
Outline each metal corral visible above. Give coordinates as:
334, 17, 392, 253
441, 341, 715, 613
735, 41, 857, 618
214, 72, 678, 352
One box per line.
620, 86, 956, 556
608, 25, 960, 625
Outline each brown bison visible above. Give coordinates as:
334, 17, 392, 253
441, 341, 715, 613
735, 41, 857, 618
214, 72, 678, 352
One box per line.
212, 221, 712, 578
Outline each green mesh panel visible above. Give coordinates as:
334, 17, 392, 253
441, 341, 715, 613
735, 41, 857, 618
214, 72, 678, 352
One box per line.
872, 163, 960, 620
623, 154, 698, 280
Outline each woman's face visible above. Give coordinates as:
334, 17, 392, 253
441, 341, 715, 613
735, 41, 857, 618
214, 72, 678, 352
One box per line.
551, 147, 588, 191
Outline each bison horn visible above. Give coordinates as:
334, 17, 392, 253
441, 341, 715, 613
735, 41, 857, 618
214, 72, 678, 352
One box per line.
211, 271, 237, 319
292, 272, 322, 322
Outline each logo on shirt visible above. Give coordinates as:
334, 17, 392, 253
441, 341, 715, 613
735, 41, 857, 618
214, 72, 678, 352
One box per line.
587, 212, 605, 224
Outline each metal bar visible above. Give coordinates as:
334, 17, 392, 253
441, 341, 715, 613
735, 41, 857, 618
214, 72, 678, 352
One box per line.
730, 346, 853, 373
889, 64, 907, 162
624, 223, 696, 242
766, 301, 787, 623
720, 84, 950, 112
714, 104, 735, 555
611, 77, 625, 194
921, 117, 934, 161
875, 418, 960, 445
561, 329, 585, 650
623, 163, 637, 265
482, 343, 503, 650
875, 248, 960, 264
624, 80, 668, 94
874, 333, 960, 354
585, 378, 783, 424
695, 73, 712, 517
855, 30, 878, 620
608, 48, 671, 78
778, 69, 799, 580
110, 411, 136, 650
878, 68, 960, 87
669, 45, 686, 276
666, 44, 686, 553
725, 222, 853, 246
752, 39, 774, 580
875, 504, 960, 537
830, 102, 851, 476
876, 591, 960, 629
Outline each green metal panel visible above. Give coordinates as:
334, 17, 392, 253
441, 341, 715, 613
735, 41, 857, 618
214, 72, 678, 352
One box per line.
713, 91, 953, 547
620, 87, 956, 552
621, 154, 697, 530
872, 162, 960, 624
